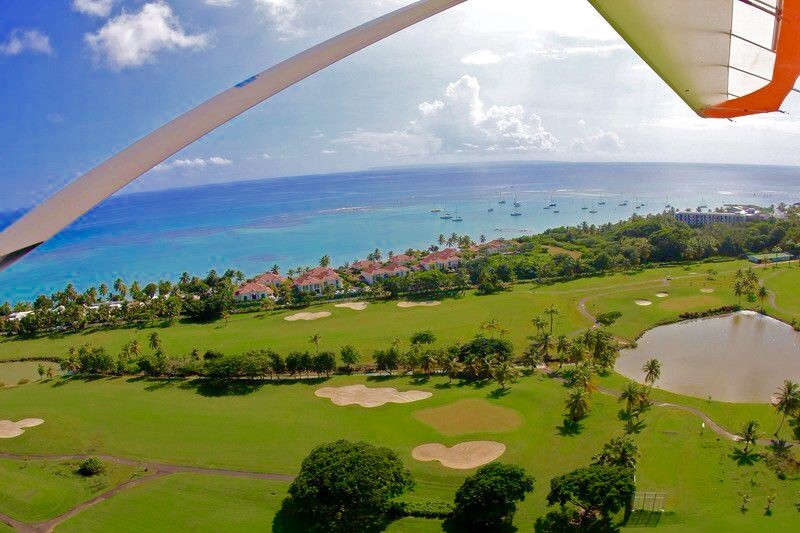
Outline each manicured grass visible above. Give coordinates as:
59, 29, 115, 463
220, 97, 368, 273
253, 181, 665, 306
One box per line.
57, 473, 288, 532
412, 398, 523, 436
0, 260, 758, 363
763, 264, 800, 321
1, 373, 798, 531
0, 458, 142, 522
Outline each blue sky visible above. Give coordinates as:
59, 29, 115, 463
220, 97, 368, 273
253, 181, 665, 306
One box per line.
2, 0, 800, 212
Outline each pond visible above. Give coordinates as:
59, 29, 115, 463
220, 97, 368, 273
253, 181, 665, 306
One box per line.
615, 312, 800, 403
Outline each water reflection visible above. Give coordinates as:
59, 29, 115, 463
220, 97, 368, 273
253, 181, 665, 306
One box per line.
615, 312, 800, 403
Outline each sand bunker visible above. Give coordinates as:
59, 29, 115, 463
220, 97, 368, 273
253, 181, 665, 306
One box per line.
655, 292, 669, 298
412, 441, 506, 470
284, 311, 332, 322
315, 384, 431, 408
635, 300, 652, 306
0, 418, 44, 439
700, 288, 715, 293
335, 302, 368, 311
397, 301, 441, 308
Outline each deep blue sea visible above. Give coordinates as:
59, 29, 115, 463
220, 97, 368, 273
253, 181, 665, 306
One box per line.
1, 161, 799, 303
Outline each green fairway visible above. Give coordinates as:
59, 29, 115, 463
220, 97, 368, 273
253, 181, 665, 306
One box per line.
56, 474, 288, 532
1, 373, 798, 531
0, 458, 142, 522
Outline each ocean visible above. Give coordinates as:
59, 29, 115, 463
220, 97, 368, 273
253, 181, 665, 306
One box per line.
1, 161, 799, 303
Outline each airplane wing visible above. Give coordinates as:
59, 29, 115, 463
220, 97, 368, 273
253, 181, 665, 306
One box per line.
588, 0, 800, 118
0, 0, 466, 272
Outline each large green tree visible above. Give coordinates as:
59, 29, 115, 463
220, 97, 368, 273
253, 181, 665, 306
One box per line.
452, 462, 535, 531
282, 440, 413, 531
546, 464, 635, 527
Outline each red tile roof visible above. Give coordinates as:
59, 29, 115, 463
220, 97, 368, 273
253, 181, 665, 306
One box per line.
255, 272, 287, 284
362, 263, 410, 276
389, 254, 414, 264
420, 248, 461, 264
351, 260, 381, 271
235, 281, 274, 296
294, 267, 341, 286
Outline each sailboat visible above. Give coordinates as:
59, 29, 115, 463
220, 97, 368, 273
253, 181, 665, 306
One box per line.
513, 194, 521, 208
598, 200, 606, 206
589, 203, 598, 214
510, 205, 522, 217
698, 198, 708, 209
498, 193, 507, 205
581, 201, 588, 211
664, 196, 672, 209
488, 201, 494, 213
452, 210, 463, 222
440, 208, 452, 220
430, 201, 442, 213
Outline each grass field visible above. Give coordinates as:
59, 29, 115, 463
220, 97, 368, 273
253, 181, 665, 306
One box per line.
2, 259, 800, 530
0, 458, 142, 522
1, 373, 799, 531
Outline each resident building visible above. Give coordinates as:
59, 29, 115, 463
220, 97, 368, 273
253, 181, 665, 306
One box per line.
293, 267, 342, 295
254, 272, 287, 288
360, 263, 411, 285
388, 253, 415, 265
234, 280, 275, 302
471, 239, 512, 255
419, 248, 461, 270
748, 252, 793, 264
674, 211, 749, 227
350, 259, 381, 272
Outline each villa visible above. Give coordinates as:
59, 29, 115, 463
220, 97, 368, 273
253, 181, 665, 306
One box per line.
351, 259, 381, 272
420, 248, 461, 270
293, 267, 342, 295
234, 280, 275, 302
360, 263, 411, 285
254, 272, 287, 288
472, 239, 512, 255
388, 253, 415, 265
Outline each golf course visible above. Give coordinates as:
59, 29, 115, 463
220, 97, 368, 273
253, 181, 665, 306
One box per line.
2, 258, 800, 531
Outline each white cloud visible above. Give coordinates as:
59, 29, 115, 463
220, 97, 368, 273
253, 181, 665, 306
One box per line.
460, 49, 507, 65
205, 0, 237, 6
155, 156, 232, 171
320, 149, 338, 155
72, 0, 115, 17
333, 75, 557, 157
570, 120, 624, 153
527, 43, 627, 60
262, 153, 272, 159
254, 0, 303, 37
0, 29, 53, 56
85, 2, 208, 70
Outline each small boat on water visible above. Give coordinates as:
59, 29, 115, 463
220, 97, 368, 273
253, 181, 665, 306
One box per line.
513, 195, 521, 208
452, 210, 463, 222
440, 211, 453, 220
581, 202, 588, 210
510, 206, 522, 217
430, 201, 442, 213
553, 210, 560, 213
598, 200, 606, 206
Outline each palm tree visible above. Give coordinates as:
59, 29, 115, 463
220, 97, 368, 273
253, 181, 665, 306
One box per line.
535, 332, 554, 364
555, 334, 570, 370
114, 278, 127, 300
566, 389, 591, 422
99, 283, 108, 300
618, 382, 644, 413
481, 319, 501, 338
309, 333, 322, 354
593, 436, 640, 469
491, 360, 519, 390
531, 315, 546, 333
129, 340, 141, 358
733, 279, 745, 306
179, 272, 191, 286
319, 255, 331, 267
642, 358, 662, 387
737, 420, 761, 454
438, 234, 446, 246
444, 357, 462, 384
479, 234, 486, 244
773, 380, 800, 436
758, 285, 769, 311
544, 305, 560, 334
148, 332, 162, 352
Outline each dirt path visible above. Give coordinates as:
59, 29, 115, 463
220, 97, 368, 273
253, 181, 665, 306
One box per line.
0, 453, 294, 532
